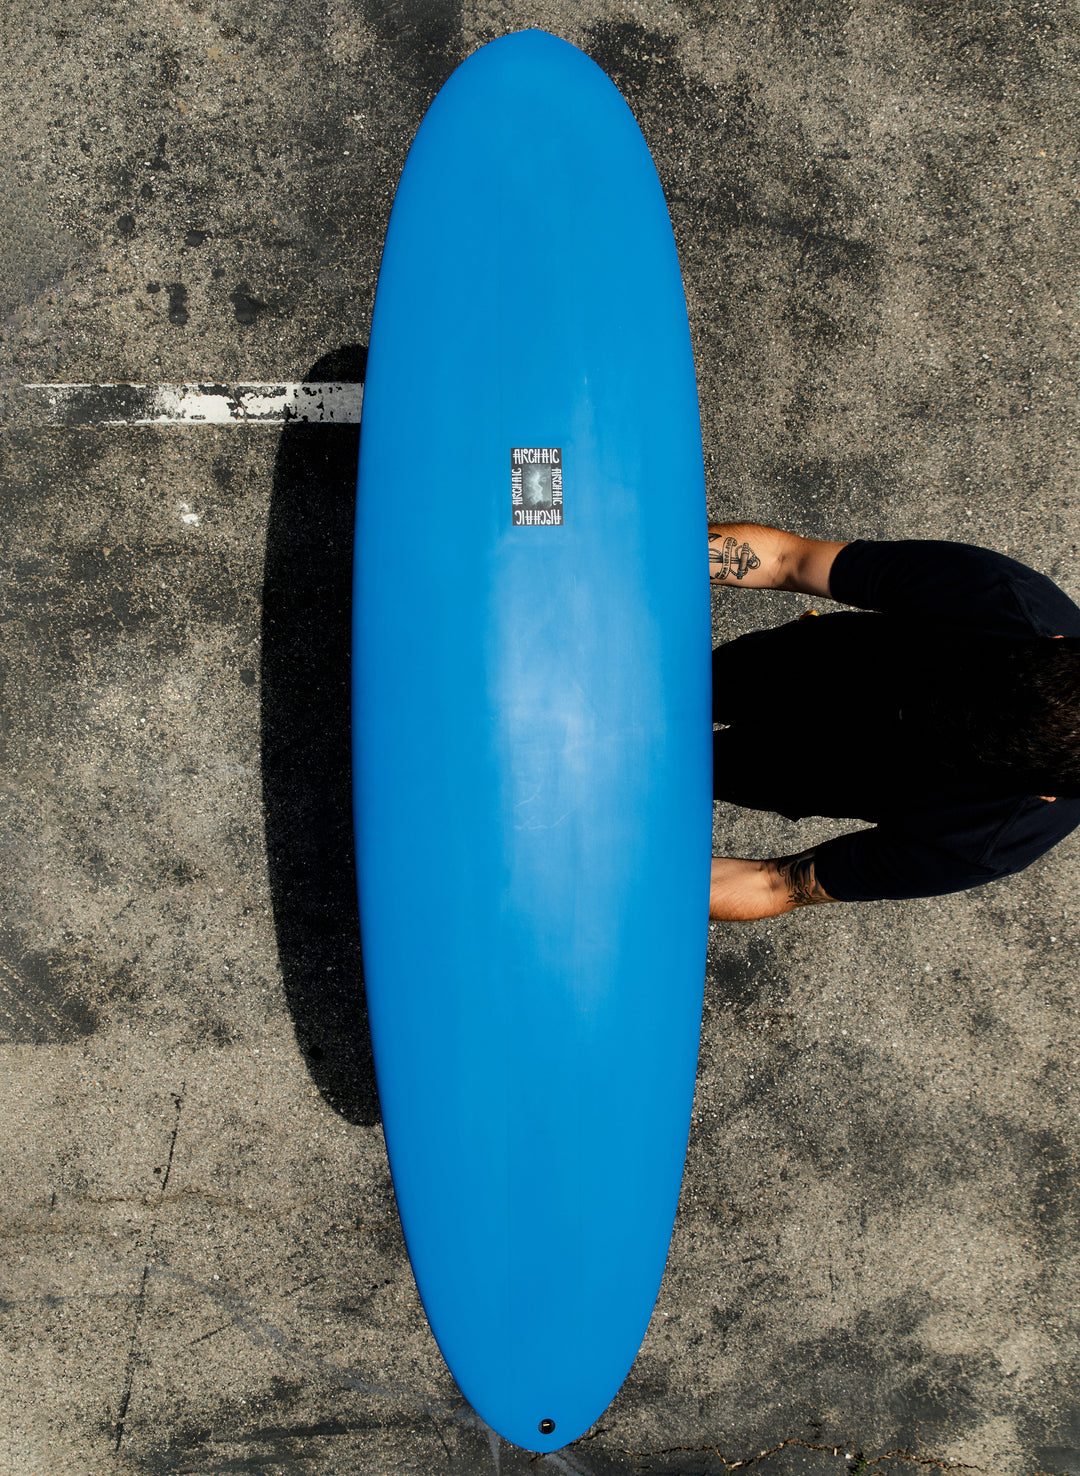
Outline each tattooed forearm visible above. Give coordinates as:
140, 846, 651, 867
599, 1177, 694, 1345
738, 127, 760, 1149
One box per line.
709, 534, 762, 583
774, 849, 836, 908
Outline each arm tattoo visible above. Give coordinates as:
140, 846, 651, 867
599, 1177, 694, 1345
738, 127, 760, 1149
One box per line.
775, 849, 836, 908
709, 534, 761, 583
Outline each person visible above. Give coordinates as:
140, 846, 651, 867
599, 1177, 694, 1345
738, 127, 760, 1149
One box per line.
707, 523, 1080, 920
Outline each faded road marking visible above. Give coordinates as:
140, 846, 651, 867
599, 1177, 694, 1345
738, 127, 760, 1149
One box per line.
16, 381, 364, 426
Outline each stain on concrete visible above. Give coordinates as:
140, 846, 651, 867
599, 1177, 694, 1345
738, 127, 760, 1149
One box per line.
12, 532, 242, 654
1029, 1405, 1080, 1476
0, 929, 100, 1043
706, 935, 782, 1013
1030, 1127, 1078, 1241
900, 0, 1058, 112
363, 0, 465, 89
165, 282, 189, 326
228, 281, 268, 325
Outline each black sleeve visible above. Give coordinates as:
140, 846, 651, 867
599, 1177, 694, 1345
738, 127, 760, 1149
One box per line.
829, 539, 1080, 638
812, 826, 1001, 903
812, 795, 1080, 903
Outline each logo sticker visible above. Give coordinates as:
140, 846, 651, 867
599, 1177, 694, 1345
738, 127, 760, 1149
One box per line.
510, 447, 563, 526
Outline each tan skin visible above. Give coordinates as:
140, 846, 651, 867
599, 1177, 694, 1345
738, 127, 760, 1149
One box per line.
707, 524, 1060, 922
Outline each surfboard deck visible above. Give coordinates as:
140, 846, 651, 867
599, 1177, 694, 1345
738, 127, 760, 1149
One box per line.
352, 29, 711, 1452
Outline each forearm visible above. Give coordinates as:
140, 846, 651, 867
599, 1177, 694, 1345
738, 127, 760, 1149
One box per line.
709, 851, 837, 921
708, 523, 848, 599
708, 524, 788, 589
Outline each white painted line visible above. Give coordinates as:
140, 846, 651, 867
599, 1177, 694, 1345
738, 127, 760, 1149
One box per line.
17, 382, 365, 426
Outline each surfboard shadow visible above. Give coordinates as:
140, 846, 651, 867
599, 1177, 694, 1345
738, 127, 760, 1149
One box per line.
260, 343, 380, 1127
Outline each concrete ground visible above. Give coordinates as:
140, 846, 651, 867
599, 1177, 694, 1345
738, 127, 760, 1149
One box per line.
1, 1, 1078, 1473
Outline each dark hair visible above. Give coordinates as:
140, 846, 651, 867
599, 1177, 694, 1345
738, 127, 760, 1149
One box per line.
920, 636, 1080, 798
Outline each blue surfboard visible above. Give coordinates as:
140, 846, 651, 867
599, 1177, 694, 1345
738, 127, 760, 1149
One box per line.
352, 29, 711, 1452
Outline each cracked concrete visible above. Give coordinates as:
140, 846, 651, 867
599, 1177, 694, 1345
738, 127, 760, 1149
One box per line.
1, 1, 1079, 1474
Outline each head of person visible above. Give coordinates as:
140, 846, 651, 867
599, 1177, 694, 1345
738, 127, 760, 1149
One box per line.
929, 635, 1080, 799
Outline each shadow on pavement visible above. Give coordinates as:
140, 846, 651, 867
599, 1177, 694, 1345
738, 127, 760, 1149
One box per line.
260, 342, 380, 1127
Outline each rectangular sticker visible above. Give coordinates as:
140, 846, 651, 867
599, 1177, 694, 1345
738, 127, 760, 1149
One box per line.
510, 447, 563, 525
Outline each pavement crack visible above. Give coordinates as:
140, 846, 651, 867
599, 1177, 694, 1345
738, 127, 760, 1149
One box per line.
113, 1261, 150, 1451
159, 1080, 186, 1193
871, 1452, 986, 1474
186, 1320, 230, 1348
0, 1184, 308, 1237
112, 1079, 189, 1451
